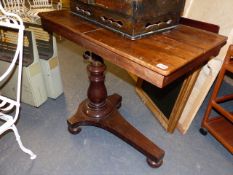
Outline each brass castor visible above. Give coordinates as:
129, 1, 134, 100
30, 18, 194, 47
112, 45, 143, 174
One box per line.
83, 51, 91, 60
146, 158, 163, 168
199, 128, 208, 136
116, 102, 121, 109
68, 126, 82, 135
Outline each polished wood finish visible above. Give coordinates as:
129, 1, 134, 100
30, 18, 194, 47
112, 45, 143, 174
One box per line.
179, 17, 220, 34
135, 18, 221, 133
200, 45, 233, 153
38, 10, 227, 167
39, 11, 226, 88
68, 54, 164, 166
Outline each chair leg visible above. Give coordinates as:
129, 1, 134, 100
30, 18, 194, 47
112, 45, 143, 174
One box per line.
10, 125, 37, 160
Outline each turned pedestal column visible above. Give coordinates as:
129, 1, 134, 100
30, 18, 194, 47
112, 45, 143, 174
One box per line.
67, 52, 164, 168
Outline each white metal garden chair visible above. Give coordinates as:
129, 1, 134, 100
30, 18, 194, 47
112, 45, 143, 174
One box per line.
27, 0, 62, 23
0, 4, 36, 159
1, 0, 27, 16
1, 0, 33, 23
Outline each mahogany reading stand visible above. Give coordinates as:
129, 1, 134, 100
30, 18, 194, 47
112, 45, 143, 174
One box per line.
39, 10, 226, 168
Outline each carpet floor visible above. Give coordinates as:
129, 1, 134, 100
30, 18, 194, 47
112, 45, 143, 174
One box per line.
0, 39, 232, 175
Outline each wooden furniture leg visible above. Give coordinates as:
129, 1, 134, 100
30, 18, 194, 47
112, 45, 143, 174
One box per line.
67, 53, 165, 168
199, 45, 233, 153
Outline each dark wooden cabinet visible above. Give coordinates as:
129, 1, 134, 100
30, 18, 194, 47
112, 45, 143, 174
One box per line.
70, 0, 185, 39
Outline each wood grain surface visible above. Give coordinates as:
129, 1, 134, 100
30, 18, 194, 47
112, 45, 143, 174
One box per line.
39, 10, 227, 88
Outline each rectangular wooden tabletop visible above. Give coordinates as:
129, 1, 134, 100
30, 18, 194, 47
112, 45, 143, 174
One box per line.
39, 10, 227, 88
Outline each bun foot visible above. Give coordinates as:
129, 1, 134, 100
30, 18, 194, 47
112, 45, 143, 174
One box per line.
146, 158, 163, 168
68, 126, 82, 135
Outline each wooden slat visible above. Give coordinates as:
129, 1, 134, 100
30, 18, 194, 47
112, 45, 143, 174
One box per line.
85, 29, 187, 75
225, 63, 233, 72
43, 11, 101, 33
216, 94, 233, 103
212, 101, 233, 123
150, 35, 203, 60
204, 117, 233, 154
163, 25, 225, 50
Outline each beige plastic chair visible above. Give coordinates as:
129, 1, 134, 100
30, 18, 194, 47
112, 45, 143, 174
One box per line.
178, 0, 233, 134
0, 4, 36, 159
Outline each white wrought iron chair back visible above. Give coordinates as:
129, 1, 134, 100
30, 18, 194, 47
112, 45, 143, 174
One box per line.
28, 0, 62, 9
28, 0, 53, 9
0, 3, 36, 159
27, 0, 61, 23
1, 0, 27, 16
